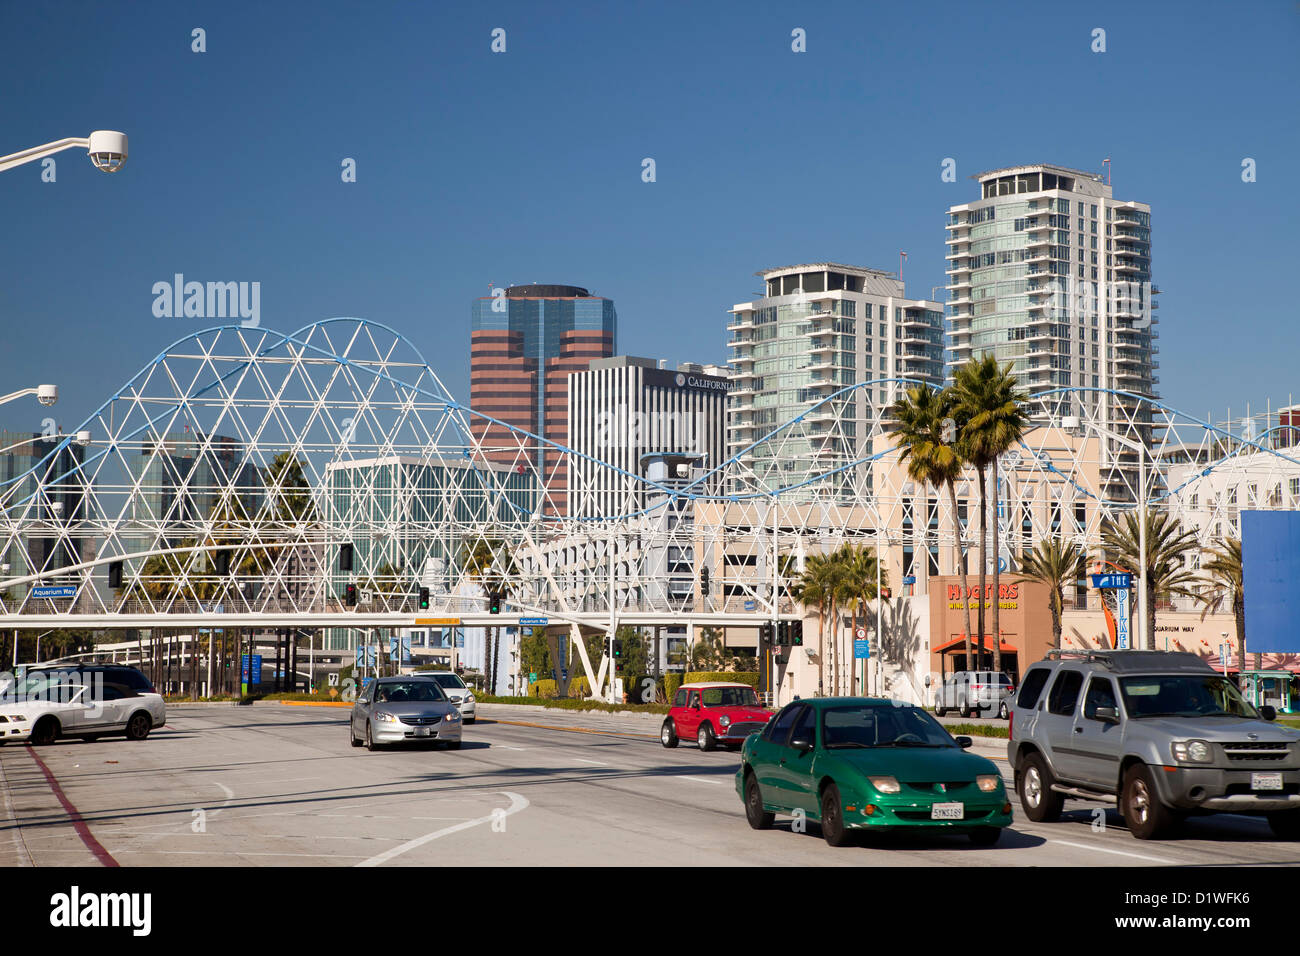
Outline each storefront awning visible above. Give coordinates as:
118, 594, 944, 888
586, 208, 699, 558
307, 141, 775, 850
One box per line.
933, 637, 1019, 655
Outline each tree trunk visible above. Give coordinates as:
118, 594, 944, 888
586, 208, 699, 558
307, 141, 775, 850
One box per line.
828, 596, 838, 696
849, 601, 859, 695
1235, 594, 1246, 673
1147, 579, 1157, 652
816, 601, 825, 695
976, 466, 988, 670
991, 457, 1003, 675
948, 480, 975, 673
1051, 588, 1062, 650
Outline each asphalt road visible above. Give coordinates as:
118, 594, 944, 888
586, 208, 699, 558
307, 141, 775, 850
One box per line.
1, 704, 1297, 867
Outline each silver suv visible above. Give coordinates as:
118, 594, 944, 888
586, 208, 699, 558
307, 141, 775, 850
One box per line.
935, 671, 1015, 719
1009, 650, 1300, 840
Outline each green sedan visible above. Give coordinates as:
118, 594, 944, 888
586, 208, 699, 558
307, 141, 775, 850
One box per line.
735, 697, 1013, 847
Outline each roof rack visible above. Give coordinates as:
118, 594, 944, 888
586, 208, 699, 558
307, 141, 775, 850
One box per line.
1044, 649, 1115, 663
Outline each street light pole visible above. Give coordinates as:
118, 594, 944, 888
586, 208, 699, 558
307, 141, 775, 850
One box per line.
0, 132, 128, 175
1084, 422, 1151, 651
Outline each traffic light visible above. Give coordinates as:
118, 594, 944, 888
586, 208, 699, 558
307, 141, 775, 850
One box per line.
488, 590, 502, 614
345, 583, 358, 607
613, 638, 624, 671
339, 543, 353, 572
418, 587, 430, 610
759, 623, 773, 644
107, 560, 122, 589
790, 620, 803, 646
699, 566, 710, 596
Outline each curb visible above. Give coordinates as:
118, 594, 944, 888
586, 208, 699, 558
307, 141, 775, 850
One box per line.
279, 700, 351, 708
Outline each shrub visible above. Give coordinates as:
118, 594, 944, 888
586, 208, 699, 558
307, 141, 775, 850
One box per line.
685, 671, 759, 688
529, 679, 559, 699
663, 672, 683, 702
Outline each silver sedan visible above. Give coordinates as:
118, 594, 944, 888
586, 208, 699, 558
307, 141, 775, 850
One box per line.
350, 677, 463, 751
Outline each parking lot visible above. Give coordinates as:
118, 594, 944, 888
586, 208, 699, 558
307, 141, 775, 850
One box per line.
2, 703, 1298, 867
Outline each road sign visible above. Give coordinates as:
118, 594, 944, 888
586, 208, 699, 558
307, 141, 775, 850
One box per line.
854, 626, 867, 640
902, 576, 916, 585
414, 617, 460, 627
1092, 572, 1133, 590
241, 654, 263, 684
854, 640, 871, 660
328, 673, 339, 687
744, 600, 756, 611
31, 585, 76, 599
1115, 588, 1131, 649
519, 617, 549, 626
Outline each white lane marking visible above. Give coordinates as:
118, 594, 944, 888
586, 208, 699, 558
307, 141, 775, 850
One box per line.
355, 792, 529, 868
676, 775, 724, 785
1049, 838, 1174, 864
497, 746, 528, 751
571, 757, 607, 766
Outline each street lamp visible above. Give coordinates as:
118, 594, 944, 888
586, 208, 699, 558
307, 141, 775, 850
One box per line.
1081, 421, 1151, 651
0, 131, 128, 175
0, 384, 57, 407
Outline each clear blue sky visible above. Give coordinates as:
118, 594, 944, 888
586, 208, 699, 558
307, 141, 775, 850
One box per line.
1, 0, 1296, 435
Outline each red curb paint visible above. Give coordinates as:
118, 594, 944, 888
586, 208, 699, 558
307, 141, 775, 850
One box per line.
24, 746, 119, 867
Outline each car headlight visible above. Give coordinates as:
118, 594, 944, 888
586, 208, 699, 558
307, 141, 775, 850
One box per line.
719, 715, 731, 727
374, 712, 400, 724
444, 711, 461, 722
868, 775, 901, 794
976, 774, 1001, 792
1172, 740, 1213, 763
463, 694, 475, 703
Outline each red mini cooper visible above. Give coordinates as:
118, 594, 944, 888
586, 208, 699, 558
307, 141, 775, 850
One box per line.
661, 682, 773, 751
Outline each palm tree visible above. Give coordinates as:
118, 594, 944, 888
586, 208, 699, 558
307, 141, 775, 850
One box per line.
791, 555, 831, 695
952, 356, 1029, 674
1101, 511, 1201, 648
841, 544, 885, 694
1197, 538, 1245, 668
1016, 540, 1090, 650
890, 383, 974, 670
458, 533, 515, 692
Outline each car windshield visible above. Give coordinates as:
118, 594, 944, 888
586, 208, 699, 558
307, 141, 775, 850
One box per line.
821, 705, 955, 748
701, 687, 758, 707
1120, 675, 1259, 719
429, 674, 466, 690
374, 681, 447, 703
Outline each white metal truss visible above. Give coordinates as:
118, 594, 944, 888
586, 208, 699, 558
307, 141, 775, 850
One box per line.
1, 319, 1297, 633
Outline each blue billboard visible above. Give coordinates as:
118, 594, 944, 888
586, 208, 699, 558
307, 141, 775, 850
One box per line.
1242, 511, 1300, 653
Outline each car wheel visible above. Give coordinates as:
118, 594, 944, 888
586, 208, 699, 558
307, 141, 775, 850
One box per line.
365, 721, 378, 752
959, 700, 972, 719
998, 701, 1009, 720
125, 712, 152, 741
697, 723, 716, 752
968, 826, 1001, 846
1267, 811, 1300, 840
1122, 764, 1174, 840
30, 717, 59, 747
820, 784, 853, 847
1018, 753, 1064, 822
935, 703, 947, 717
744, 772, 774, 830
661, 719, 679, 748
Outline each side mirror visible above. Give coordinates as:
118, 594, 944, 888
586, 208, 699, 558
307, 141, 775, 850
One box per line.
790, 736, 813, 752
955, 736, 973, 749
1260, 705, 1277, 722
1093, 706, 1120, 723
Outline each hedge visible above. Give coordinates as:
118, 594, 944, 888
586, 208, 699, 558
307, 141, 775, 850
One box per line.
529, 679, 559, 699
663, 672, 682, 702
684, 671, 759, 688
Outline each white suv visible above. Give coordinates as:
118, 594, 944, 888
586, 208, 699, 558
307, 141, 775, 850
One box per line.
0, 666, 166, 745
421, 671, 476, 723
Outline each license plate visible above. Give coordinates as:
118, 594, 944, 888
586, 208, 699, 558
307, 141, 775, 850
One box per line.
415, 727, 432, 737
1252, 772, 1283, 791
931, 802, 964, 820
